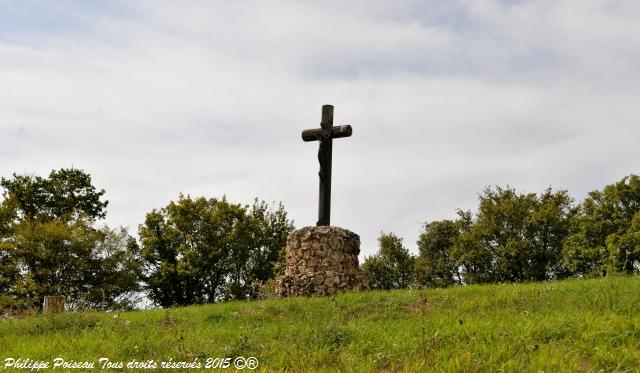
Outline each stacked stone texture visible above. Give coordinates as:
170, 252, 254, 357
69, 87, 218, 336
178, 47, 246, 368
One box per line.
277, 226, 368, 297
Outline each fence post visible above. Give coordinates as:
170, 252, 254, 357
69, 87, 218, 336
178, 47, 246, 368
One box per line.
43, 296, 65, 314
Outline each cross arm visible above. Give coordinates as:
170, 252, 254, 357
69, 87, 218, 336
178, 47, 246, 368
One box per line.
301, 125, 352, 142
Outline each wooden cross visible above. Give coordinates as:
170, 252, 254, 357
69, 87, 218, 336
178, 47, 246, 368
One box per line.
301, 105, 352, 226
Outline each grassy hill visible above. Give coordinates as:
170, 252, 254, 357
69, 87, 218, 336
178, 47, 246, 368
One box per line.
1, 276, 639, 372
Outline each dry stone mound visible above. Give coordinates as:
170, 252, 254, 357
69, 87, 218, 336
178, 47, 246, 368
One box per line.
277, 226, 368, 297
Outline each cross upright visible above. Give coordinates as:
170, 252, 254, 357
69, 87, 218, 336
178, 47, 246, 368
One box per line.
302, 105, 352, 226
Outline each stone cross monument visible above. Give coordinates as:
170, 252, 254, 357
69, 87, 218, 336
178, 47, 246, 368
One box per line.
277, 105, 368, 297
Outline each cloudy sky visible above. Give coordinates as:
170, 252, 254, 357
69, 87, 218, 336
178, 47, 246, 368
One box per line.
1, 0, 639, 257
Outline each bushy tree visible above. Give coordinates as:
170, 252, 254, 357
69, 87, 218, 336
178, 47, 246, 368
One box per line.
226, 200, 293, 299
1, 168, 108, 222
454, 187, 574, 284
139, 196, 243, 307
81, 227, 143, 310
451, 210, 494, 284
10, 220, 141, 310
529, 189, 575, 279
138, 195, 293, 306
415, 219, 462, 287
563, 175, 640, 276
361, 233, 415, 290
0, 199, 18, 307
606, 212, 640, 273
0, 169, 140, 311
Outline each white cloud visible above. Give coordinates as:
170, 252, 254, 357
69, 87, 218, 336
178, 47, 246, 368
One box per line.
1, 0, 639, 256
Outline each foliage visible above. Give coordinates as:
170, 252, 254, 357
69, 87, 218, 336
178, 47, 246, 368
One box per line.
563, 174, 640, 276
414, 219, 462, 287
2, 165, 638, 313
1, 276, 639, 371
606, 212, 640, 273
0, 169, 140, 312
0, 199, 18, 308
361, 232, 415, 290
1, 168, 108, 222
80, 227, 143, 310
415, 176, 640, 286
138, 195, 293, 307
416, 187, 574, 287
461, 187, 574, 283
225, 200, 293, 300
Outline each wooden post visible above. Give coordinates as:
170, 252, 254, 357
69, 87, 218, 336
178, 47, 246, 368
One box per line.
317, 105, 333, 226
43, 296, 65, 314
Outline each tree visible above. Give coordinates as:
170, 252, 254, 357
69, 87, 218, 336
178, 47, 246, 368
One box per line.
606, 212, 640, 273
415, 219, 462, 287
10, 220, 141, 310
138, 195, 294, 307
361, 233, 415, 290
454, 187, 574, 284
138, 196, 239, 307
528, 189, 574, 280
0, 199, 18, 308
224, 199, 294, 300
451, 209, 494, 284
563, 175, 640, 276
78, 227, 143, 310
1, 168, 108, 222
0, 169, 140, 311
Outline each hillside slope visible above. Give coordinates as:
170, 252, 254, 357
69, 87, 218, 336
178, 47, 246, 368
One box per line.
1, 276, 639, 371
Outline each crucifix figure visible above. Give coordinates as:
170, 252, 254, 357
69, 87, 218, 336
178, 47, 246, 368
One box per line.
301, 105, 352, 226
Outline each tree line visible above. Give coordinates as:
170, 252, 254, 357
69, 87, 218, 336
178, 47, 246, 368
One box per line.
0, 169, 293, 312
362, 175, 640, 290
1, 168, 638, 312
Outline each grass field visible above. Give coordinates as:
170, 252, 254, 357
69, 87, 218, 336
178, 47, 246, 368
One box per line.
1, 276, 639, 372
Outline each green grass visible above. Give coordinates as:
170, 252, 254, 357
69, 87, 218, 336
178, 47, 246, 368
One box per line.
1, 276, 640, 372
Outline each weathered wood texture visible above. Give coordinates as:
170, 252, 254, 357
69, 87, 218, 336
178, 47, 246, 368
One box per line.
43, 296, 65, 314
301, 105, 352, 226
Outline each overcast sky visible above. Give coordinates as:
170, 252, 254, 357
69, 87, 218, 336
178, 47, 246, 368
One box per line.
1, 0, 639, 258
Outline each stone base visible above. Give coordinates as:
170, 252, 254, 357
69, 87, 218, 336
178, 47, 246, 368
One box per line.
276, 226, 368, 297
277, 271, 368, 297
